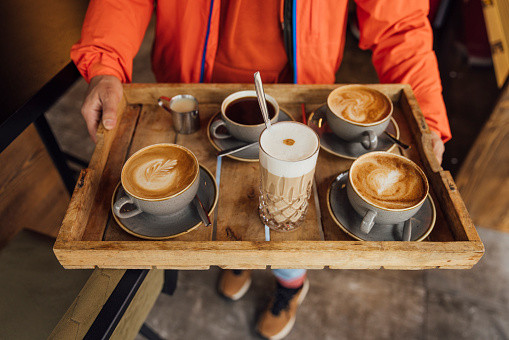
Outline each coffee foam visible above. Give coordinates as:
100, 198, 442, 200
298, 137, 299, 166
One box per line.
122, 144, 198, 200
351, 153, 427, 210
328, 86, 391, 124
259, 122, 319, 178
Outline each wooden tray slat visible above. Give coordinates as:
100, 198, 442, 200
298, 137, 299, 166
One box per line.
53, 240, 483, 270
83, 104, 142, 241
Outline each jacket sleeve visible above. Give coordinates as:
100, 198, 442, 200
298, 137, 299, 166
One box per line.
70, 0, 154, 83
355, 0, 452, 142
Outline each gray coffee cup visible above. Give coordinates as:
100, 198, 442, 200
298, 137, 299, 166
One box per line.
113, 144, 200, 218
210, 90, 279, 143
346, 152, 429, 234
326, 85, 393, 150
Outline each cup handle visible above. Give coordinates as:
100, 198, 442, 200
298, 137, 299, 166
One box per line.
113, 196, 142, 219
361, 130, 377, 150
210, 119, 232, 139
360, 210, 377, 234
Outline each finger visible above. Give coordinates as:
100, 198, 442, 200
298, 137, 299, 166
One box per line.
434, 143, 444, 165
100, 90, 121, 130
101, 100, 117, 130
83, 110, 100, 143
81, 100, 101, 143
430, 131, 445, 165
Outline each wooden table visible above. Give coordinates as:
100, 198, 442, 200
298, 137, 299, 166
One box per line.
54, 83, 484, 270
456, 81, 509, 233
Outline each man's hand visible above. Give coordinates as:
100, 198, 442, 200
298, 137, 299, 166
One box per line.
81, 75, 123, 143
430, 130, 445, 165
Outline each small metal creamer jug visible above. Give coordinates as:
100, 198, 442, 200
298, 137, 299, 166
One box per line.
158, 94, 200, 134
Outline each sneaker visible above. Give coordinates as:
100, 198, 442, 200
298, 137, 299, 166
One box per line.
256, 279, 309, 340
218, 269, 252, 301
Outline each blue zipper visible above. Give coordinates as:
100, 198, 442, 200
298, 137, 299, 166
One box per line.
292, 0, 297, 84
200, 0, 215, 83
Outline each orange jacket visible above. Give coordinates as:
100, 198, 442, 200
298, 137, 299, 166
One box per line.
71, 0, 451, 142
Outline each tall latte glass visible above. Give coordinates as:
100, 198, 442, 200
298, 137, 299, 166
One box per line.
259, 121, 320, 231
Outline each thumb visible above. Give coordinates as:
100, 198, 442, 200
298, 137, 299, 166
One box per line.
101, 92, 121, 130
102, 107, 117, 130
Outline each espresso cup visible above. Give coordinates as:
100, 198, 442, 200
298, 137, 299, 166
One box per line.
326, 85, 393, 150
113, 143, 200, 218
210, 90, 279, 143
346, 151, 429, 234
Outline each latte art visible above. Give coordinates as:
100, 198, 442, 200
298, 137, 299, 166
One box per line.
351, 154, 427, 210
122, 144, 198, 200
144, 159, 177, 182
328, 86, 391, 124
369, 169, 401, 196
131, 158, 178, 196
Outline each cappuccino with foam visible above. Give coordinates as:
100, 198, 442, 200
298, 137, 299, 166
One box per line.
350, 152, 427, 210
122, 144, 198, 200
113, 143, 200, 219
326, 85, 393, 150
328, 86, 392, 124
259, 121, 319, 231
347, 152, 429, 234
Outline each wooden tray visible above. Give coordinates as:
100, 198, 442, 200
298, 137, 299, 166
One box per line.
54, 84, 484, 270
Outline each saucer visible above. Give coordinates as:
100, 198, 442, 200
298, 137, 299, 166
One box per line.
308, 105, 400, 159
207, 108, 295, 162
111, 165, 218, 240
327, 171, 436, 241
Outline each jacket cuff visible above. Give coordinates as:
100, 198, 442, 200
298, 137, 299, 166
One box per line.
72, 50, 131, 84
87, 63, 126, 84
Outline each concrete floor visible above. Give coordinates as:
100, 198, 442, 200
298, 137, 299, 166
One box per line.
9, 6, 508, 340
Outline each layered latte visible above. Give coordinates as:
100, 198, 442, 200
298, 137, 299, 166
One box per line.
259, 122, 320, 231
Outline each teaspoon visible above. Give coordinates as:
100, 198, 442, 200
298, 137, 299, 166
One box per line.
402, 218, 412, 241
193, 195, 211, 227
384, 131, 410, 150
254, 71, 272, 131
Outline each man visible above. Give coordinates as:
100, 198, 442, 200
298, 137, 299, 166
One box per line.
71, 1, 450, 339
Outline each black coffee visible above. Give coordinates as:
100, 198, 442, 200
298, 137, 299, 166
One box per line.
225, 97, 276, 125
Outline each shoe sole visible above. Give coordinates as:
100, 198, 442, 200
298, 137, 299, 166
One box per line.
229, 276, 252, 301
219, 275, 252, 301
263, 278, 310, 340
